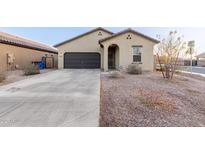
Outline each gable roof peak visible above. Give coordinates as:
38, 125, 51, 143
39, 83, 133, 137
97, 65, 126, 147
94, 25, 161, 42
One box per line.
99, 28, 160, 44
96, 27, 105, 30
54, 27, 113, 47
125, 28, 138, 32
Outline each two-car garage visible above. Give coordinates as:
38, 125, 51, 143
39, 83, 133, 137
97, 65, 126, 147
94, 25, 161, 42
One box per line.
64, 53, 100, 69
55, 28, 114, 69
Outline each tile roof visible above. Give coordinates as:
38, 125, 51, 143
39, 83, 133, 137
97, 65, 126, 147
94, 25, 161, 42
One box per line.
0, 31, 58, 54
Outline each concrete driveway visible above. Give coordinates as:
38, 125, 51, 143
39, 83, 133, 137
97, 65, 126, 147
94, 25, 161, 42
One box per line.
0, 69, 100, 127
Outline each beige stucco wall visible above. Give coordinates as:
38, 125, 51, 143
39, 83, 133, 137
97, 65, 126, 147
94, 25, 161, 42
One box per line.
115, 47, 119, 69
101, 32, 157, 71
56, 30, 112, 69
0, 43, 58, 72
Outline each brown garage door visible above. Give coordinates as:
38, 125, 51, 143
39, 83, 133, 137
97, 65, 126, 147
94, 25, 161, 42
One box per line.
64, 53, 100, 69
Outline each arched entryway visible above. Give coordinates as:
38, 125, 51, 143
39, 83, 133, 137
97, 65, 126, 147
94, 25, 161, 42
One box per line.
108, 44, 119, 69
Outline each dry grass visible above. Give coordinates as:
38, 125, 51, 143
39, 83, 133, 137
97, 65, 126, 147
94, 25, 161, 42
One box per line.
23, 64, 40, 76
137, 88, 175, 111
0, 69, 54, 86
186, 88, 200, 96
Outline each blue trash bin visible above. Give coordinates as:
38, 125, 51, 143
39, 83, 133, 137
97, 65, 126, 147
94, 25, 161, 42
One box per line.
38, 61, 45, 70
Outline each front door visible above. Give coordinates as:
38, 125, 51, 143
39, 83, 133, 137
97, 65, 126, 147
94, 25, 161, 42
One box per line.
108, 49, 115, 69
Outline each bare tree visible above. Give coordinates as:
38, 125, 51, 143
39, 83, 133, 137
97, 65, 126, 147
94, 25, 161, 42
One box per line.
155, 31, 186, 79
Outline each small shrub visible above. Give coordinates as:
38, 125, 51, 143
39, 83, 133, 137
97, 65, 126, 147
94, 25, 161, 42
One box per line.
175, 70, 182, 74
0, 73, 6, 82
127, 63, 142, 74
23, 64, 40, 76
109, 71, 122, 78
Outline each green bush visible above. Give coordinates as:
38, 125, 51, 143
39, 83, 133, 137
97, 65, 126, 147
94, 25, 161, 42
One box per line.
0, 73, 6, 82
127, 63, 142, 74
23, 64, 40, 76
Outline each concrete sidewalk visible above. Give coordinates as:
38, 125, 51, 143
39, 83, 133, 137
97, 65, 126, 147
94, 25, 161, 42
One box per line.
0, 69, 100, 127
178, 66, 205, 74
177, 66, 205, 78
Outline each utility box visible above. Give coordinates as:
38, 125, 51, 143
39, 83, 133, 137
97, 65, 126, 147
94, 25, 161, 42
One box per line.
7, 53, 15, 64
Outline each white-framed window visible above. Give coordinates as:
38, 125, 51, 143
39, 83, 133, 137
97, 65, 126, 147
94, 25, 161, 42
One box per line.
132, 46, 142, 62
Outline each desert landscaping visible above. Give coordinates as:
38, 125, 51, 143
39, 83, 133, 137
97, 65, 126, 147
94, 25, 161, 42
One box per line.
0, 69, 54, 86
1, 27, 205, 127
100, 71, 205, 127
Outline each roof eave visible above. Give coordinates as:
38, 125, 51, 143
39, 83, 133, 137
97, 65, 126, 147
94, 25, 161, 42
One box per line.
0, 40, 58, 54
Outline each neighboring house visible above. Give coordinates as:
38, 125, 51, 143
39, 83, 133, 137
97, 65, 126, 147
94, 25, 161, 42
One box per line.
196, 52, 205, 67
55, 27, 159, 71
0, 32, 58, 72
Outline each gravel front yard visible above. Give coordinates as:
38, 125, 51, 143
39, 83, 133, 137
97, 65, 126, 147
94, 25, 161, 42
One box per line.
100, 72, 205, 127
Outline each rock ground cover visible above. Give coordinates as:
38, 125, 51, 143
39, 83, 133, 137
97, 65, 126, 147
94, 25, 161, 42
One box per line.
100, 72, 205, 127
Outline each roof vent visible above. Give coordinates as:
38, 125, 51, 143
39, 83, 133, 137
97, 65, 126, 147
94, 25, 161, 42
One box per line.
98, 31, 102, 36
127, 34, 132, 40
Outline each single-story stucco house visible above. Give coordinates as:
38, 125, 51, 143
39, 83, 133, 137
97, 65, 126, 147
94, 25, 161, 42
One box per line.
55, 27, 159, 71
0, 32, 58, 72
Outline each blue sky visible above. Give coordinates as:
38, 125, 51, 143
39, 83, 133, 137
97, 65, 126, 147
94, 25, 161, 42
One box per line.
0, 27, 205, 54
